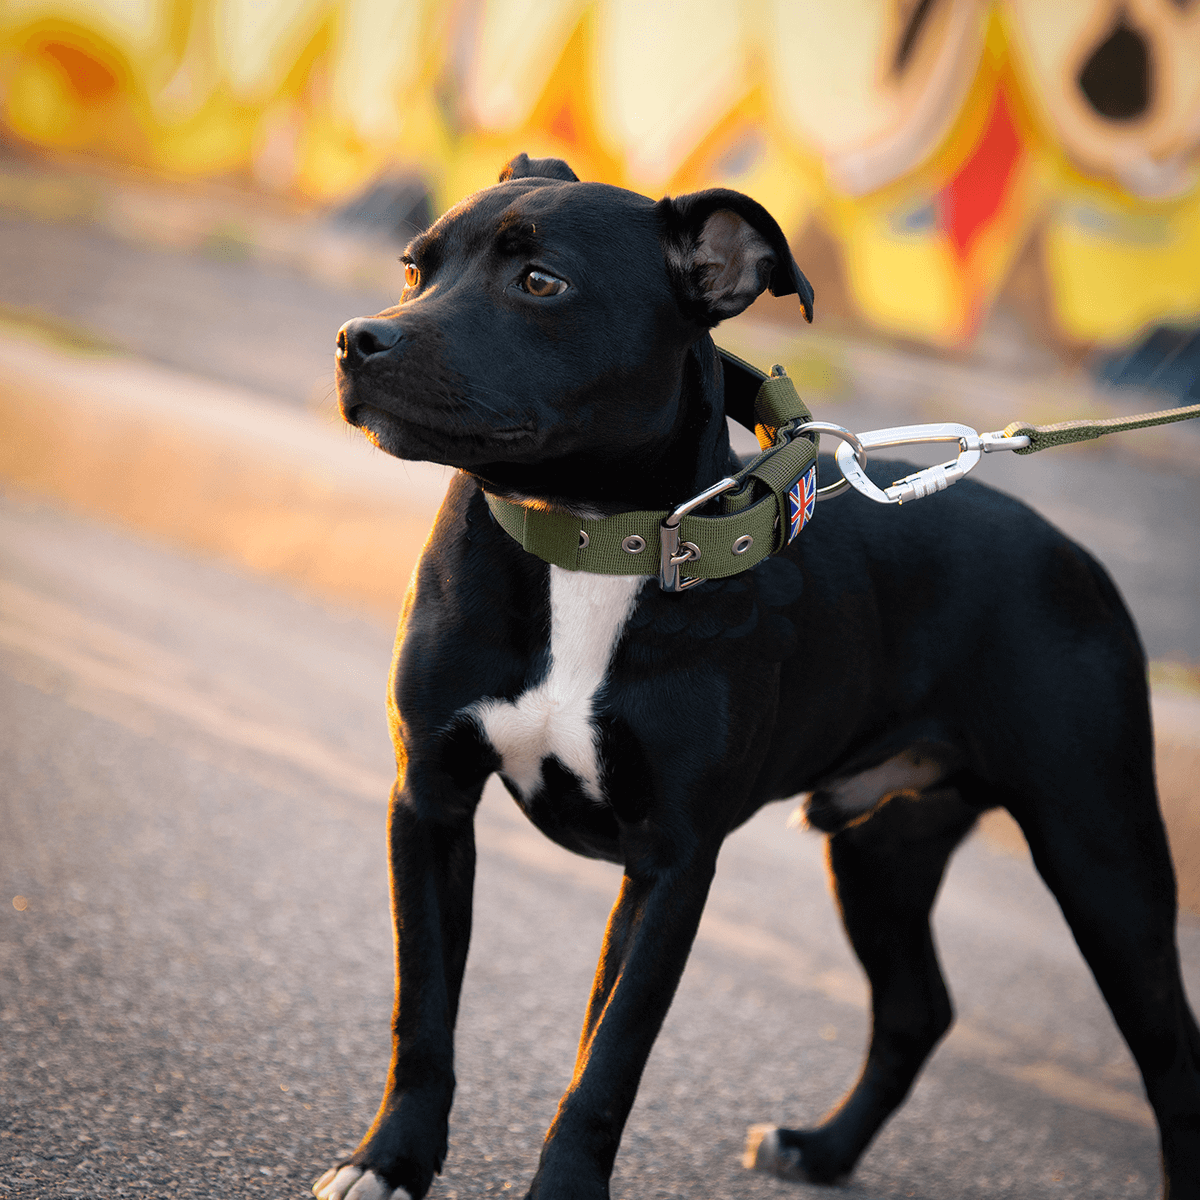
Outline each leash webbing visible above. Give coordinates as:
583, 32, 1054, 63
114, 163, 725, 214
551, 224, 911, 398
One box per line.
1003, 402, 1200, 454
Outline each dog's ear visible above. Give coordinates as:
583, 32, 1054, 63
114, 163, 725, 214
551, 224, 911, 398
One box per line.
499, 153, 579, 183
658, 189, 814, 325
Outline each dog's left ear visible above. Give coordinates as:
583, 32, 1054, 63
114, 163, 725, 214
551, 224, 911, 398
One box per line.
658, 189, 814, 325
499, 153, 579, 182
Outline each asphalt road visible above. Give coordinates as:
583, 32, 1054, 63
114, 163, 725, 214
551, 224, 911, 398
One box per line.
3, 491, 1198, 1199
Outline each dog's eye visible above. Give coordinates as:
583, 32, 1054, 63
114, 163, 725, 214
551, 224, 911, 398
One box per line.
404, 263, 420, 289
521, 270, 567, 297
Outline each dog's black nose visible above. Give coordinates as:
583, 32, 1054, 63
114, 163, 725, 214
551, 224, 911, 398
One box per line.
337, 317, 402, 367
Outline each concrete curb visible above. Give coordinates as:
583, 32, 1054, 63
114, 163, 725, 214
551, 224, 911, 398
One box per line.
0, 326, 451, 616
2, 324, 1199, 912
0, 154, 403, 297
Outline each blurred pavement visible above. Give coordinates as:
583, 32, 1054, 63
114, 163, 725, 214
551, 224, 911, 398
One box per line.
2, 157, 1200, 1199
2, 493, 1196, 1199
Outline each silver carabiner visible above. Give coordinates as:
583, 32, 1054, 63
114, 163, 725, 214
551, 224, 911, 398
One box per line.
832, 423, 1032, 504
833, 423, 985, 505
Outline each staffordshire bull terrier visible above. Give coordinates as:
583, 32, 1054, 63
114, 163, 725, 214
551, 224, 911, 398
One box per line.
315, 153, 1200, 1200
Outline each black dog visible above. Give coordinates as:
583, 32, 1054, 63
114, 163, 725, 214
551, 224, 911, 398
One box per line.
315, 154, 1200, 1200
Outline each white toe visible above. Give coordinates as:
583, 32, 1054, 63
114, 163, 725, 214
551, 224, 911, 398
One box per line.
743, 1123, 778, 1171
743, 1123, 812, 1182
345, 1170, 408, 1200
315, 1164, 362, 1199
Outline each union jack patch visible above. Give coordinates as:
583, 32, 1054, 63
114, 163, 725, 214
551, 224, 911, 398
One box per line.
786, 463, 817, 542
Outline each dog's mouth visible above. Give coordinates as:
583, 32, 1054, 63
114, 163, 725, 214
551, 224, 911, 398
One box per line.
347, 400, 538, 463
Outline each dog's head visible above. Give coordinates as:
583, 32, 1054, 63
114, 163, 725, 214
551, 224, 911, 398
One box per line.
336, 154, 812, 496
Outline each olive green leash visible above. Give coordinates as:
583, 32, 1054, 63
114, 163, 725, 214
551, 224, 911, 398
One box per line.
1003, 403, 1200, 453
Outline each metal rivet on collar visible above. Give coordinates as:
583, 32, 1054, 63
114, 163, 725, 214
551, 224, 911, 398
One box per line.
579, 530, 589, 549
733, 534, 754, 554
622, 534, 647, 554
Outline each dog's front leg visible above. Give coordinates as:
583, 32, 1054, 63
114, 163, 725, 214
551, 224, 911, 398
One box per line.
528, 843, 720, 1200
316, 778, 478, 1200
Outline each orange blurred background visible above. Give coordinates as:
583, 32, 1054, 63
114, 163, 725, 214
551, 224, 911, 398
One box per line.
2, 0, 1199, 358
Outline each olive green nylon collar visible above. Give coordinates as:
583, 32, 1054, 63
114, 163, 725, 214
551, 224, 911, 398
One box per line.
483, 352, 817, 587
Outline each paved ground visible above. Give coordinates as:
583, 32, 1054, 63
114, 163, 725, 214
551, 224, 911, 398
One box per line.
3, 492, 1196, 1200
2, 158, 1200, 1199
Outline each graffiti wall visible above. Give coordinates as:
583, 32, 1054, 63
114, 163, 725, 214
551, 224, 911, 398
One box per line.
2, 0, 1198, 349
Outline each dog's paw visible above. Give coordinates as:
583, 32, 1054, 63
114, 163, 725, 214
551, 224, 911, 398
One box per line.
312, 1165, 412, 1200
743, 1124, 850, 1186
743, 1125, 809, 1182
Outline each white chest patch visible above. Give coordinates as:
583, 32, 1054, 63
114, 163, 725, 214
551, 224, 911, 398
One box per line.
470, 568, 644, 802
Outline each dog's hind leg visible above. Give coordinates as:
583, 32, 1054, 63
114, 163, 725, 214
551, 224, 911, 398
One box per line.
746, 787, 978, 1184
1006, 755, 1200, 1198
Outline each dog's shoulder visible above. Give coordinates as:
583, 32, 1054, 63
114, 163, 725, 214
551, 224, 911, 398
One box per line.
394, 474, 552, 716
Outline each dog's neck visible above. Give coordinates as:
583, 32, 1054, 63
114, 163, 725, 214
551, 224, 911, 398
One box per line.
472, 335, 735, 517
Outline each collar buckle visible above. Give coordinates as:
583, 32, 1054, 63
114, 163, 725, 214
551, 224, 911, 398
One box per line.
658, 475, 739, 591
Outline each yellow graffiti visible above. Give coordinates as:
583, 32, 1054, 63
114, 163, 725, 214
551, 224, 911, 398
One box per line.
2, 0, 1198, 347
